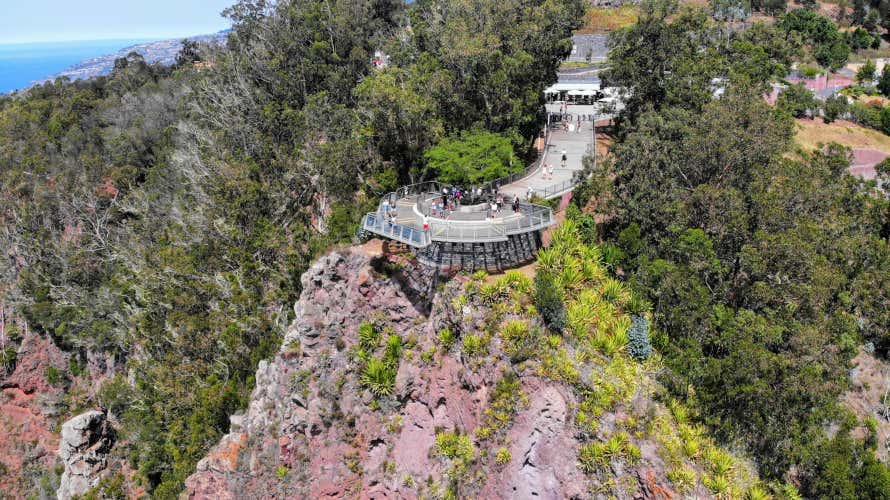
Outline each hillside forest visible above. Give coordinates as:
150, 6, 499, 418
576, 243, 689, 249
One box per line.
0, 0, 890, 497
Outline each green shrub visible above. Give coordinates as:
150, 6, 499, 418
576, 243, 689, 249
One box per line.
462, 333, 487, 357
627, 315, 653, 361
424, 130, 521, 185
45, 365, 64, 386
438, 328, 456, 349
436, 431, 475, 463
0, 345, 17, 374
534, 272, 566, 333
495, 447, 512, 464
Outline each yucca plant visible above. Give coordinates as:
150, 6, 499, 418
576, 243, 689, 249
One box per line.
593, 325, 628, 356
567, 303, 595, 340
581, 258, 606, 284
744, 485, 770, 500
384, 334, 403, 365
705, 448, 735, 478
703, 474, 733, 497
682, 436, 701, 459
358, 321, 380, 350
479, 282, 506, 305
668, 399, 689, 424
600, 243, 624, 270
361, 358, 396, 396
624, 293, 651, 316
667, 466, 696, 493
558, 258, 584, 293
551, 220, 582, 253
501, 270, 533, 295
578, 442, 608, 473
600, 278, 629, 305
626, 443, 642, 464
535, 248, 561, 274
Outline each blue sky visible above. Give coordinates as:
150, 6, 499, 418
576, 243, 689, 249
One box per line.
0, 0, 234, 44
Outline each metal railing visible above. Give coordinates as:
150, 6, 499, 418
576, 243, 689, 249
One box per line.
535, 170, 588, 200
425, 202, 554, 243
362, 212, 431, 248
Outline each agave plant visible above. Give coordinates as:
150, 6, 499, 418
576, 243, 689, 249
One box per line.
361, 358, 396, 396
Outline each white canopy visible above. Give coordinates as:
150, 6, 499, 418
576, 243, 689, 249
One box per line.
543, 82, 601, 95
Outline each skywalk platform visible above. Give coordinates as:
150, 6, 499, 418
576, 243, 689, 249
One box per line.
360, 103, 600, 269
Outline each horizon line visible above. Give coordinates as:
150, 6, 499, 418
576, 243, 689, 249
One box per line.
0, 30, 229, 47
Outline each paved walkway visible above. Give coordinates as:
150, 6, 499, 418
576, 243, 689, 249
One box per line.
500, 104, 600, 200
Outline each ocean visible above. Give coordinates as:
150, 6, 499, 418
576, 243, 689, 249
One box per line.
0, 39, 152, 93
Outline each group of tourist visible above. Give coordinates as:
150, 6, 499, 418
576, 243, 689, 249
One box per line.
485, 194, 523, 219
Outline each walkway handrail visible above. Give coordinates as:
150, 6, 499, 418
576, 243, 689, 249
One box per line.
362, 212, 431, 248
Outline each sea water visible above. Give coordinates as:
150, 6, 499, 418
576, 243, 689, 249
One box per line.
0, 39, 150, 93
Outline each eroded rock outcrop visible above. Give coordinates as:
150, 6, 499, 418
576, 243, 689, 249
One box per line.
57, 410, 115, 500
184, 247, 753, 499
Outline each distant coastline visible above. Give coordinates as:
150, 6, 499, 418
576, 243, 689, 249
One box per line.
0, 32, 226, 94
0, 39, 151, 93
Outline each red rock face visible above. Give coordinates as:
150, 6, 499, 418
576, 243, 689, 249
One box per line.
0, 331, 67, 496
3, 329, 67, 395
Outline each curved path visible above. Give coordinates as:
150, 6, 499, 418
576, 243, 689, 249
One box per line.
361, 103, 601, 248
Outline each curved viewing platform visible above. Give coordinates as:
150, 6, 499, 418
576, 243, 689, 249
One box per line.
361, 103, 602, 267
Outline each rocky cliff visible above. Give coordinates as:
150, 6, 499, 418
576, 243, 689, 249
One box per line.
184, 244, 764, 499
57, 410, 115, 499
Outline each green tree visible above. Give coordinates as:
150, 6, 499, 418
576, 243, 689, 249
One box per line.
423, 131, 520, 185
822, 93, 848, 123
857, 59, 877, 85
777, 83, 817, 118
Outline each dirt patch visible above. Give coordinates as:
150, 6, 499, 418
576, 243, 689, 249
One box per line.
795, 119, 890, 154
579, 6, 639, 34
844, 349, 890, 461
